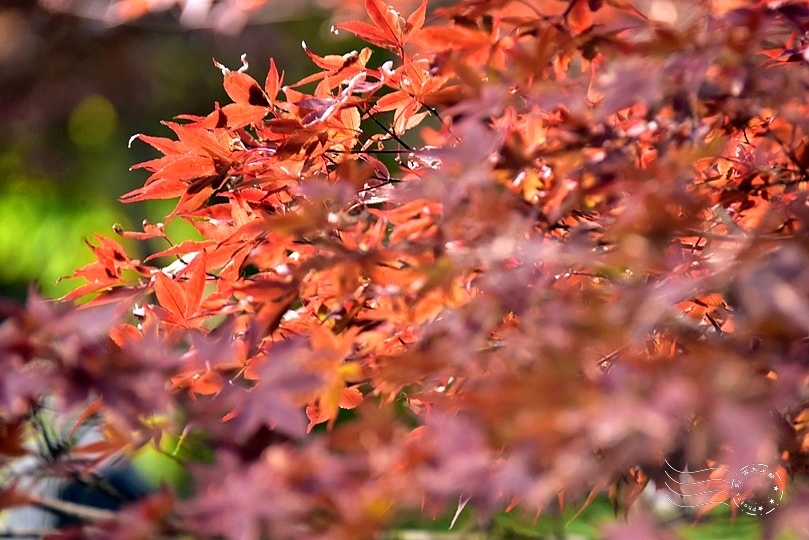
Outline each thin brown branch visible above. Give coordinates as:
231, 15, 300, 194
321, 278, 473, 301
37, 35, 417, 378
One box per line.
28, 492, 116, 522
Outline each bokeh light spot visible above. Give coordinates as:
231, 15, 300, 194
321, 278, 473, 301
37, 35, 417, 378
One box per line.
68, 95, 118, 147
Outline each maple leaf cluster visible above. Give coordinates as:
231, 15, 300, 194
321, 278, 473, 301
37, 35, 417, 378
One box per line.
7, 0, 809, 537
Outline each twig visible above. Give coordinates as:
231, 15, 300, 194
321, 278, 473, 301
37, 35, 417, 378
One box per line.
28, 492, 116, 522
0, 527, 61, 539
359, 107, 413, 151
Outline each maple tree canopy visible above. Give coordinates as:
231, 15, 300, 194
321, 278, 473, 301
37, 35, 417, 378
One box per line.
6, 0, 809, 537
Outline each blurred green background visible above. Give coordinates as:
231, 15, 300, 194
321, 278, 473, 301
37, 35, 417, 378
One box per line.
0, 0, 354, 300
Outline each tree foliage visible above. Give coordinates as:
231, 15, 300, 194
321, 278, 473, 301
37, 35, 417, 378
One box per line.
6, 0, 809, 537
